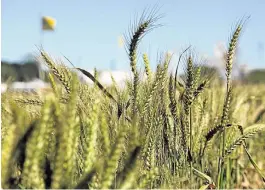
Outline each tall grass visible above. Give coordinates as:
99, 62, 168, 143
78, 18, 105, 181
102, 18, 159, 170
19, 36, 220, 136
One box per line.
1, 10, 265, 189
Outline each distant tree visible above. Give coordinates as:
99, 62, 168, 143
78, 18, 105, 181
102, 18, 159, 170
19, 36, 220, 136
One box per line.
245, 69, 265, 84
1, 61, 18, 82
1, 60, 39, 82
198, 65, 221, 77
21, 61, 40, 81
179, 65, 223, 87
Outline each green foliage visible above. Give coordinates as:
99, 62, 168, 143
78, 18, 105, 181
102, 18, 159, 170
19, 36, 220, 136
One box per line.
1, 10, 265, 189
245, 69, 265, 84
1, 61, 40, 82
1, 60, 53, 82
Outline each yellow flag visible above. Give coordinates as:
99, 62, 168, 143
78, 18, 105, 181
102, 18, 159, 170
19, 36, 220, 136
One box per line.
42, 16, 56, 31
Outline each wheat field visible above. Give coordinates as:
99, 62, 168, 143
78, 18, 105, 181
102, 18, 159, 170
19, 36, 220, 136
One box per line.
1, 9, 265, 189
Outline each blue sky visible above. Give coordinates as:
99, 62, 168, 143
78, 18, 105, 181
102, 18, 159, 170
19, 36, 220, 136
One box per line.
2, 0, 265, 71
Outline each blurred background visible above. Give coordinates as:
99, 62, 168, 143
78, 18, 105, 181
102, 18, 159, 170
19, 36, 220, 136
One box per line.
1, 0, 265, 92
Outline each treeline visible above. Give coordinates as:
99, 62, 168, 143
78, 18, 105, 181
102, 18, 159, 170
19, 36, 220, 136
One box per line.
1, 60, 265, 84
1, 60, 40, 82
244, 69, 265, 84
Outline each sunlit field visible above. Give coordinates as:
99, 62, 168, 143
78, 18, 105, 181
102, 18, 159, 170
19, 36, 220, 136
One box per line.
1, 9, 265, 189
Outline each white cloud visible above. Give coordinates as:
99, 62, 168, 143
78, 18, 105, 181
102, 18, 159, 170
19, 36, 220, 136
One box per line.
214, 41, 226, 58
